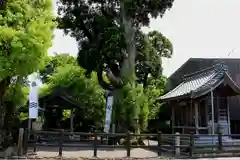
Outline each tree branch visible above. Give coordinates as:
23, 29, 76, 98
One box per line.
96, 66, 114, 91
78, 19, 93, 41
106, 69, 123, 87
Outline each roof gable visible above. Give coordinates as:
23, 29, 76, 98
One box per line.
169, 58, 240, 79
167, 58, 240, 91
160, 63, 240, 101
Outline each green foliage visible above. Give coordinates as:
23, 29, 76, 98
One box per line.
0, 0, 55, 108
57, 0, 174, 90
145, 77, 167, 120
114, 76, 167, 132
20, 112, 28, 121
39, 53, 77, 83
40, 55, 106, 128
62, 110, 71, 121
0, 0, 55, 80
136, 31, 173, 87
0, 0, 55, 148
4, 83, 29, 107
50, 64, 105, 120
56, 0, 174, 133
39, 54, 170, 132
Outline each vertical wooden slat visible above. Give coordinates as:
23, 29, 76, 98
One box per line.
218, 132, 223, 151
17, 128, 24, 156
205, 99, 209, 133
227, 97, 231, 134
23, 129, 29, 155
59, 129, 64, 156
157, 131, 162, 156
33, 133, 37, 153
93, 131, 97, 157
211, 89, 215, 134
189, 133, 194, 158
194, 102, 199, 134
172, 105, 175, 134
126, 131, 131, 157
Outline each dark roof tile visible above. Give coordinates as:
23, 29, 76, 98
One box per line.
160, 63, 239, 101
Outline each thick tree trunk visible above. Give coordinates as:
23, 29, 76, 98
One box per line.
111, 1, 139, 134
120, 1, 136, 86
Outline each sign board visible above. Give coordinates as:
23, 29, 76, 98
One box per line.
29, 81, 38, 119
104, 95, 114, 133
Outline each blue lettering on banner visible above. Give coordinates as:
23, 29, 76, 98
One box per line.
29, 102, 38, 108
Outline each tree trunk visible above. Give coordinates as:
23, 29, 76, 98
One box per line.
0, 77, 11, 149
120, 1, 136, 86
111, 1, 139, 134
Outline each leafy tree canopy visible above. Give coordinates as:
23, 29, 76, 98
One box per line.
40, 54, 106, 127
0, 0, 55, 80
0, 0, 55, 148
39, 53, 77, 83
39, 54, 169, 132
57, 0, 174, 90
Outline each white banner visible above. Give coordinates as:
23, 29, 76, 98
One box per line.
104, 96, 114, 133
29, 81, 38, 119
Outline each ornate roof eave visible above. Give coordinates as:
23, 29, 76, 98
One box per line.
159, 73, 240, 102
192, 73, 240, 99
158, 63, 240, 102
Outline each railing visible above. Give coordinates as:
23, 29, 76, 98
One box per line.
17, 129, 240, 158
23, 130, 163, 157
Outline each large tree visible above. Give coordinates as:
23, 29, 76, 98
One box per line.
0, 0, 55, 147
57, 0, 173, 89
57, 0, 174, 132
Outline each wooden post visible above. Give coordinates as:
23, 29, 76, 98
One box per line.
126, 131, 131, 157
218, 132, 223, 151
194, 102, 199, 134
93, 131, 97, 157
59, 129, 64, 156
157, 131, 162, 156
33, 132, 37, 153
211, 89, 215, 134
172, 106, 175, 134
17, 128, 24, 156
28, 119, 31, 140
227, 99, 231, 134
41, 103, 46, 123
205, 100, 209, 134
23, 129, 29, 155
175, 132, 180, 156
189, 133, 194, 158
70, 109, 75, 133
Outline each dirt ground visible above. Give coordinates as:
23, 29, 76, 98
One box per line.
26, 147, 164, 159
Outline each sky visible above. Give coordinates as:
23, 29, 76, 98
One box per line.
49, 0, 240, 77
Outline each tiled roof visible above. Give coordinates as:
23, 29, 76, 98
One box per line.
160, 63, 240, 101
